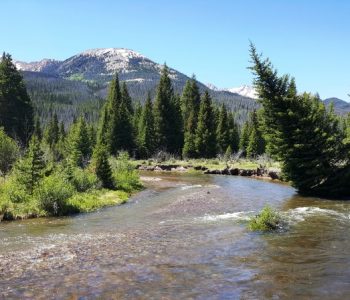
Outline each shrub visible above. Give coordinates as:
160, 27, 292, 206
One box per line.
34, 173, 75, 216
111, 152, 142, 192
71, 167, 100, 192
0, 176, 31, 204
249, 205, 282, 231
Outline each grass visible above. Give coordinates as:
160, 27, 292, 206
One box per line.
248, 205, 283, 231
66, 189, 129, 213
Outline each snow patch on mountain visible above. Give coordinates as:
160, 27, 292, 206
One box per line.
227, 85, 257, 99
15, 59, 61, 72
205, 83, 257, 99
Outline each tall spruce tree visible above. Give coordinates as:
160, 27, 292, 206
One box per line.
227, 112, 240, 153
68, 117, 92, 167
250, 43, 350, 197
216, 104, 230, 154
121, 81, 134, 114
153, 64, 177, 152
92, 143, 114, 189
168, 94, 183, 154
138, 93, 155, 158
15, 135, 46, 194
195, 91, 217, 158
239, 121, 251, 153
182, 77, 201, 158
246, 111, 265, 157
0, 53, 34, 144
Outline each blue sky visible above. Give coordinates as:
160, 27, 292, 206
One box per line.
2, 0, 350, 100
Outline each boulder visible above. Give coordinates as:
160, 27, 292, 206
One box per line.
268, 171, 279, 180
229, 168, 240, 175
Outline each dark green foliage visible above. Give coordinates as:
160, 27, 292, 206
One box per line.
250, 44, 350, 197
15, 135, 46, 194
216, 104, 230, 154
181, 76, 201, 125
227, 112, 240, 152
182, 111, 197, 158
0, 53, 34, 144
246, 111, 265, 157
153, 65, 174, 152
195, 91, 217, 158
68, 117, 92, 167
92, 143, 114, 189
239, 121, 251, 152
0, 128, 19, 176
121, 81, 134, 114
98, 74, 134, 155
168, 94, 183, 155
112, 99, 134, 154
182, 77, 201, 158
138, 93, 155, 158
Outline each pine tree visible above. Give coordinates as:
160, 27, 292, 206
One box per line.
227, 112, 240, 152
97, 106, 110, 147
181, 76, 201, 124
92, 143, 114, 189
168, 94, 183, 154
182, 77, 201, 158
133, 101, 143, 154
138, 93, 155, 158
195, 91, 216, 158
216, 104, 230, 154
111, 99, 134, 154
68, 117, 92, 167
121, 81, 134, 114
0, 52, 34, 144
16, 135, 46, 194
249, 43, 349, 197
153, 64, 176, 152
239, 121, 251, 153
182, 111, 197, 158
246, 111, 265, 157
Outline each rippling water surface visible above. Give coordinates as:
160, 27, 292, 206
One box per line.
1, 173, 350, 299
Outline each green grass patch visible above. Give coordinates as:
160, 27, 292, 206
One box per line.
248, 205, 283, 231
66, 189, 129, 213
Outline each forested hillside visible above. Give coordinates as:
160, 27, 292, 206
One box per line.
17, 48, 258, 125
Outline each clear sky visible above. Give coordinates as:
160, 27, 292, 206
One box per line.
2, 0, 349, 100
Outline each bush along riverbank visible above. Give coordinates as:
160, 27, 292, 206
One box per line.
0, 152, 142, 221
135, 157, 282, 181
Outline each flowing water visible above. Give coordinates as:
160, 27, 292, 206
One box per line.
1, 173, 350, 299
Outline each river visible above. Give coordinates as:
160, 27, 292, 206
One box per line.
1, 173, 350, 299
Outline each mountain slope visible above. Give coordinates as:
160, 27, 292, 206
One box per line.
15, 48, 258, 125
323, 97, 350, 115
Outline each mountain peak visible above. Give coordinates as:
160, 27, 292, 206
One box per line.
80, 48, 145, 59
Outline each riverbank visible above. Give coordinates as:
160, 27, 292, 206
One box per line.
0, 155, 143, 222
134, 158, 282, 181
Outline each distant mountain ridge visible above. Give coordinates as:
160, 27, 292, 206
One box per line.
14, 48, 258, 125
13, 48, 348, 125
323, 97, 350, 115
